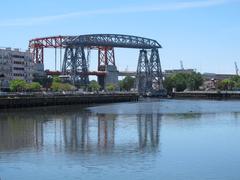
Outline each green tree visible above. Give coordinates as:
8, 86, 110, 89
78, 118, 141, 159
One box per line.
171, 73, 188, 92
10, 79, 27, 92
119, 76, 135, 91
230, 75, 240, 83
51, 82, 76, 91
163, 72, 203, 94
62, 83, 76, 91
217, 79, 235, 90
106, 83, 116, 92
186, 72, 203, 91
26, 82, 42, 91
88, 80, 101, 92
163, 76, 174, 94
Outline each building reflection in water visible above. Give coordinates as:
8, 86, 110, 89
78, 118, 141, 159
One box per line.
0, 114, 43, 151
0, 108, 161, 153
138, 114, 161, 151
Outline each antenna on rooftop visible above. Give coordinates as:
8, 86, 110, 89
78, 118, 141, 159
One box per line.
235, 61, 239, 75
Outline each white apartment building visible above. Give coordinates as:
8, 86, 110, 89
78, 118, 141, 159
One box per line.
0, 48, 44, 89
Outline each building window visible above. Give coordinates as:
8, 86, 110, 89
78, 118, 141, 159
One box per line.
12, 55, 25, 59
13, 61, 24, 65
13, 67, 24, 71
13, 73, 24, 77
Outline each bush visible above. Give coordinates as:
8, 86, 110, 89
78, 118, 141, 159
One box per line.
88, 80, 101, 92
119, 76, 135, 91
10, 79, 27, 92
26, 82, 42, 91
217, 78, 236, 90
106, 83, 116, 92
51, 82, 76, 91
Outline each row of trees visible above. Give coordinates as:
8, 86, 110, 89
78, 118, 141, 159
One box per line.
164, 72, 203, 94
10, 73, 204, 93
87, 76, 135, 92
10, 79, 42, 92
10, 75, 136, 92
88, 81, 117, 92
10, 76, 75, 92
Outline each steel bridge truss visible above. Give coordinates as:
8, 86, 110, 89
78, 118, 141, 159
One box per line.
29, 36, 68, 64
63, 34, 161, 49
29, 34, 165, 94
98, 47, 115, 68
62, 46, 89, 86
136, 50, 150, 94
137, 49, 165, 95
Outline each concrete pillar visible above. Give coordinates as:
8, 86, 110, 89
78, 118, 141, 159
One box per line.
98, 65, 119, 91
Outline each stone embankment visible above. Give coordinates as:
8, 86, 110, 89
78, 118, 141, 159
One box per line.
0, 92, 139, 109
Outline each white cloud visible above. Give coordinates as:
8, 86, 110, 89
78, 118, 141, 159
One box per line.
0, 0, 234, 27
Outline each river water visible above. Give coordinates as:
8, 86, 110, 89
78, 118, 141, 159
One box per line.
0, 99, 240, 180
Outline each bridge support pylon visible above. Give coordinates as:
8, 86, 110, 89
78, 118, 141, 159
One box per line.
149, 48, 165, 95
136, 49, 166, 96
97, 47, 119, 90
62, 46, 89, 87
136, 49, 150, 94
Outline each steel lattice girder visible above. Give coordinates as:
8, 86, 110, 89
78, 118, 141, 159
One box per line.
29, 36, 70, 49
149, 49, 164, 90
136, 49, 150, 93
28, 34, 162, 64
136, 48, 164, 93
63, 34, 162, 49
62, 46, 89, 85
98, 47, 115, 68
29, 36, 70, 64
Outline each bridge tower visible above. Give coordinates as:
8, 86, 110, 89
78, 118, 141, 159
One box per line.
136, 48, 165, 96
62, 46, 89, 87
149, 48, 165, 94
136, 49, 150, 94
97, 47, 119, 90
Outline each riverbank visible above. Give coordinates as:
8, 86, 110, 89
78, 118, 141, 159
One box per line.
172, 91, 240, 100
0, 93, 139, 109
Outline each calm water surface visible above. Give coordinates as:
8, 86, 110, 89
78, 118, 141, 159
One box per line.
0, 99, 240, 180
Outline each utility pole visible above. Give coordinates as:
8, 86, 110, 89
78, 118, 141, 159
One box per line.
235, 61, 239, 75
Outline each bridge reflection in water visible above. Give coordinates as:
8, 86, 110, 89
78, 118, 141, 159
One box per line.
138, 114, 161, 150
0, 108, 161, 153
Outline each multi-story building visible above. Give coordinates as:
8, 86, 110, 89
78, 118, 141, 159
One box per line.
0, 48, 44, 90
164, 69, 195, 77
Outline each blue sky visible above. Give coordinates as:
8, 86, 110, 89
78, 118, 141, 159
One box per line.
0, 0, 240, 74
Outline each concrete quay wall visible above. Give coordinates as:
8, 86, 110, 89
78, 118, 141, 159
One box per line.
173, 91, 240, 100
0, 93, 139, 109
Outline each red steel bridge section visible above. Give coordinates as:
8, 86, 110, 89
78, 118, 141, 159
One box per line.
29, 36, 67, 64
28, 36, 116, 76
